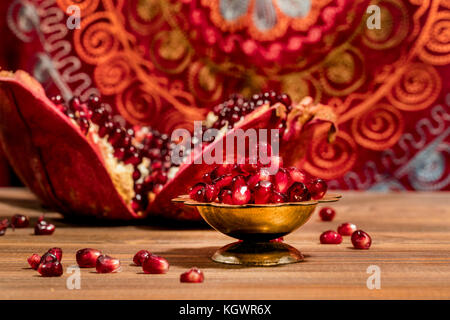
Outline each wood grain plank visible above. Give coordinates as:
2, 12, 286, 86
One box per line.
0, 188, 449, 299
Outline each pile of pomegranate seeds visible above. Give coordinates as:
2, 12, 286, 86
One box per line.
319, 207, 336, 221
10, 214, 29, 228
76, 248, 102, 268
320, 230, 343, 244
142, 255, 169, 274
28, 247, 63, 277
34, 216, 55, 235
96, 255, 121, 273
51, 94, 177, 212
133, 250, 151, 266
180, 267, 204, 283
189, 163, 327, 205
351, 230, 372, 249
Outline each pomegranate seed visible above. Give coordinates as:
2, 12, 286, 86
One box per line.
40, 252, 58, 264
76, 248, 102, 268
11, 214, 29, 228
132, 170, 141, 181
0, 219, 9, 235
319, 207, 336, 221
273, 168, 291, 193
338, 223, 357, 236
96, 255, 121, 273
205, 184, 219, 202
351, 230, 372, 249
270, 191, 287, 203
27, 254, 41, 270
91, 106, 108, 125
212, 174, 233, 189
133, 250, 151, 266
308, 178, 328, 200
287, 182, 311, 202
34, 218, 55, 235
320, 230, 343, 244
113, 147, 126, 161
218, 188, 233, 204
180, 267, 204, 283
142, 255, 169, 274
232, 184, 251, 205
254, 180, 272, 204
38, 260, 63, 277
98, 121, 114, 138
202, 172, 212, 183
69, 96, 82, 111
47, 247, 62, 261
288, 167, 308, 183
189, 182, 206, 202
277, 93, 292, 107
231, 175, 246, 188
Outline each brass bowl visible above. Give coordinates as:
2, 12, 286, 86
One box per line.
173, 193, 341, 266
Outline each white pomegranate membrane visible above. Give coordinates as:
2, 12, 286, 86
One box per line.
51, 92, 302, 212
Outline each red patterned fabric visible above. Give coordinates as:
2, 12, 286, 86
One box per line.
1, 0, 449, 191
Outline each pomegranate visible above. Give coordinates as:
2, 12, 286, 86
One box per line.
38, 260, 63, 277
34, 216, 55, 235
142, 255, 169, 274
319, 207, 336, 221
76, 248, 102, 268
133, 250, 151, 266
27, 254, 41, 270
96, 255, 121, 273
180, 268, 204, 283
351, 230, 372, 249
320, 230, 343, 244
338, 223, 357, 236
0, 71, 336, 220
10, 214, 29, 228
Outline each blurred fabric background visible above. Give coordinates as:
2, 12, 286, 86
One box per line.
0, 0, 449, 190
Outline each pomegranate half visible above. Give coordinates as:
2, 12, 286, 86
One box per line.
0, 71, 336, 220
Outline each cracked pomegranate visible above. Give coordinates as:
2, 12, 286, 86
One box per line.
320, 230, 343, 244
338, 223, 357, 236
142, 255, 169, 274
133, 250, 151, 266
0, 71, 336, 220
351, 230, 372, 249
180, 268, 204, 283
319, 207, 336, 221
96, 255, 121, 273
76, 248, 102, 268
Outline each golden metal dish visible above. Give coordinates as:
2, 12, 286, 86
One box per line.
173, 193, 341, 266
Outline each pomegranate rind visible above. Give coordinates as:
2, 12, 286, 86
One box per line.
0, 71, 138, 219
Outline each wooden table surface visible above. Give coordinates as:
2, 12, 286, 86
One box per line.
0, 188, 449, 300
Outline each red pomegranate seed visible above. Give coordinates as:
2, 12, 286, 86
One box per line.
308, 178, 328, 200
40, 252, 58, 264
76, 248, 102, 268
319, 207, 336, 221
351, 230, 372, 249
38, 260, 63, 277
47, 247, 62, 261
320, 230, 343, 244
189, 182, 206, 202
287, 182, 311, 202
142, 255, 169, 274
213, 174, 233, 189
180, 267, 204, 283
277, 93, 292, 107
96, 255, 121, 273
133, 250, 151, 266
232, 184, 251, 205
34, 217, 55, 235
27, 254, 41, 270
205, 184, 219, 202
231, 175, 246, 188
288, 167, 308, 183
218, 188, 233, 204
202, 172, 212, 183
338, 223, 357, 236
254, 180, 272, 204
274, 168, 291, 193
270, 191, 287, 203
0, 219, 9, 236
11, 214, 29, 228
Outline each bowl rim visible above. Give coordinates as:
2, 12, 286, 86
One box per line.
172, 193, 341, 208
